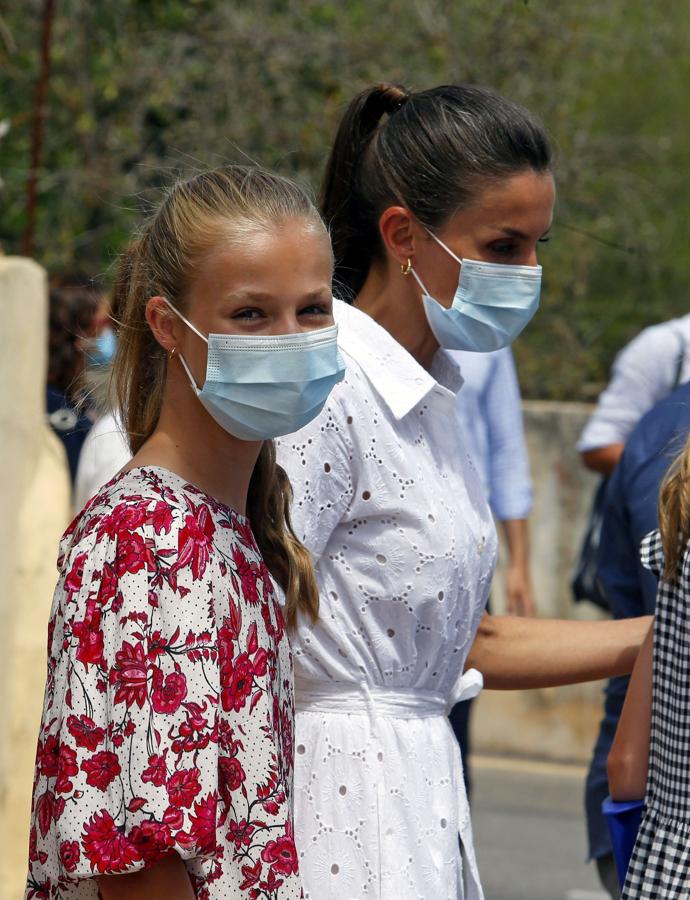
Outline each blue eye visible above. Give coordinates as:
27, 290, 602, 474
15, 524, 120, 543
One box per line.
233, 308, 263, 320
300, 304, 330, 316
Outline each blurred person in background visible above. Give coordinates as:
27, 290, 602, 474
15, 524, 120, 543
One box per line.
584, 380, 690, 898
578, 312, 690, 897
73, 393, 130, 513
578, 314, 690, 475
450, 346, 536, 794
573, 314, 690, 612
73, 255, 133, 513
46, 272, 113, 483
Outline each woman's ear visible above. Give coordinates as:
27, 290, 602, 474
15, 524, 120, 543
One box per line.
378, 206, 422, 268
145, 296, 181, 354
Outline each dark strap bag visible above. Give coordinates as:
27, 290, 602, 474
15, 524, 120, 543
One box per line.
571, 477, 610, 610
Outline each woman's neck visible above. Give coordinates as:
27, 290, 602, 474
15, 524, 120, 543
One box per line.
354, 259, 439, 371
127, 367, 261, 515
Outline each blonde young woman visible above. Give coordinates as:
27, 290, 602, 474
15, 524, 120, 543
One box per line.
26, 167, 344, 899
275, 83, 651, 900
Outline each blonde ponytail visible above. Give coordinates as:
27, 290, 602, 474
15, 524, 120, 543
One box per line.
659, 433, 690, 582
247, 443, 319, 627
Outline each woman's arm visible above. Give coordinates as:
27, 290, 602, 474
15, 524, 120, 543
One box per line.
499, 518, 536, 617
465, 611, 652, 689
607, 621, 654, 801
97, 854, 196, 900
581, 444, 625, 475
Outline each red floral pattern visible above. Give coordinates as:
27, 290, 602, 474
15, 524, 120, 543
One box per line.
26, 467, 301, 899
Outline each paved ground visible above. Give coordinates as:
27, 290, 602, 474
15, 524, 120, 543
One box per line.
471, 756, 610, 900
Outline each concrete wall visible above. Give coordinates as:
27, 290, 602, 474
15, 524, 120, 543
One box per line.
474, 399, 608, 764
0, 257, 71, 899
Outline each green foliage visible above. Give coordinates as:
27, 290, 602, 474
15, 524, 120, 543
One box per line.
2, 0, 689, 399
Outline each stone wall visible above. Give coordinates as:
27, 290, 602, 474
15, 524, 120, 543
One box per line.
0, 257, 71, 899
474, 399, 609, 764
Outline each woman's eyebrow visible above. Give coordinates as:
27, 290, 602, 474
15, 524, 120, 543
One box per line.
222, 290, 274, 303
491, 226, 551, 240
222, 288, 332, 304
493, 227, 530, 240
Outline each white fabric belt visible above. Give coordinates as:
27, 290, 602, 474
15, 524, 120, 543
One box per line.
295, 668, 485, 900
295, 668, 483, 720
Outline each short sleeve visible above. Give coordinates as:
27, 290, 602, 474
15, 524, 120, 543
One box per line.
577, 326, 682, 452
640, 529, 664, 578
277, 385, 355, 563
31, 499, 220, 881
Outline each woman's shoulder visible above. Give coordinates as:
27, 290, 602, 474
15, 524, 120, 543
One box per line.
60, 466, 252, 573
641, 528, 690, 600
640, 529, 664, 578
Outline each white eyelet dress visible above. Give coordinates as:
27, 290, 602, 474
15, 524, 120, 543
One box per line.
276, 300, 496, 900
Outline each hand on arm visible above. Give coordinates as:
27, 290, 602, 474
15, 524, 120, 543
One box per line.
98, 854, 196, 900
607, 621, 654, 801
466, 611, 652, 689
499, 518, 536, 617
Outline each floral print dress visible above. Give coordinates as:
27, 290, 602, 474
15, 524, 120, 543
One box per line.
26, 466, 302, 900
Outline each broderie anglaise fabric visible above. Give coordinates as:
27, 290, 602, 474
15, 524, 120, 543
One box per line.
277, 301, 496, 900
26, 467, 302, 899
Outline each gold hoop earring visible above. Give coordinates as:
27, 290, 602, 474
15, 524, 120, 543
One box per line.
169, 347, 177, 359
401, 258, 412, 276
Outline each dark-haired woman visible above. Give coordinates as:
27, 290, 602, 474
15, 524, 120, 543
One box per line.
276, 83, 650, 900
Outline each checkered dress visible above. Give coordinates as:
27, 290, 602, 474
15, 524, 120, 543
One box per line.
622, 530, 690, 898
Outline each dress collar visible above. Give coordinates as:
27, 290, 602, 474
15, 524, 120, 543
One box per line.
333, 300, 464, 420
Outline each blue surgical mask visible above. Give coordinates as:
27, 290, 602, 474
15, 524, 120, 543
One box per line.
163, 299, 346, 441
410, 231, 542, 352
85, 327, 117, 367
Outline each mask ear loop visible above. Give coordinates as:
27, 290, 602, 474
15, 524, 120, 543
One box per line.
160, 296, 209, 344
426, 229, 464, 266
175, 351, 203, 396
407, 230, 464, 298
160, 297, 206, 395
409, 266, 430, 296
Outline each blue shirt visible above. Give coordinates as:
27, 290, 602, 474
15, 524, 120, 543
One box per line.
453, 348, 532, 521
585, 379, 690, 860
